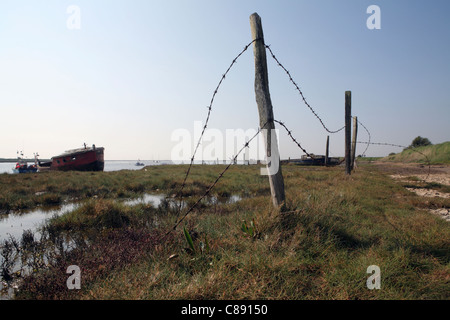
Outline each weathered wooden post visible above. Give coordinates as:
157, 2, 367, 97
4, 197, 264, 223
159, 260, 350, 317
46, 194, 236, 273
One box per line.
325, 135, 330, 166
345, 91, 352, 175
250, 13, 285, 208
351, 116, 358, 171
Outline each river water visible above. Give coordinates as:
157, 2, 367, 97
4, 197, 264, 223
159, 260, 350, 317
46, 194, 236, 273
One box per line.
0, 160, 175, 174
0, 159, 249, 174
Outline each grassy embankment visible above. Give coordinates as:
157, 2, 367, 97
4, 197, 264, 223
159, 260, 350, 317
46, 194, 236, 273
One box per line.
381, 141, 450, 165
1, 163, 449, 300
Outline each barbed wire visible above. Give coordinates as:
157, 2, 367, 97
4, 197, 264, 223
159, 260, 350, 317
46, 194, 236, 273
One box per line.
174, 40, 346, 216
265, 45, 345, 134
356, 141, 431, 178
273, 120, 316, 159
173, 39, 260, 217
165, 124, 264, 237
356, 118, 371, 157
356, 141, 431, 161
356, 141, 406, 149
168, 38, 434, 238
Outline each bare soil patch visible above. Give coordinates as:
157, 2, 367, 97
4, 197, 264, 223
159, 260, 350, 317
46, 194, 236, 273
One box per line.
429, 208, 450, 222
404, 187, 450, 199
372, 162, 450, 221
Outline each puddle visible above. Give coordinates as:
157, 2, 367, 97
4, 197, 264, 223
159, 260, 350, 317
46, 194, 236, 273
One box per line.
122, 193, 242, 208
0, 203, 79, 243
0, 192, 243, 298
0, 202, 81, 299
208, 194, 242, 204
0, 193, 242, 243
123, 194, 167, 207
0, 194, 167, 243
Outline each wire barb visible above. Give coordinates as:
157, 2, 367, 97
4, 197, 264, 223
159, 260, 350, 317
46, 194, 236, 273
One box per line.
356, 141, 432, 179
356, 118, 371, 157
165, 125, 263, 237
274, 119, 316, 159
265, 45, 345, 134
172, 38, 259, 220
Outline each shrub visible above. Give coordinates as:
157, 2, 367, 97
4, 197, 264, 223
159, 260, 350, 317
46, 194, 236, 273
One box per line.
408, 136, 432, 149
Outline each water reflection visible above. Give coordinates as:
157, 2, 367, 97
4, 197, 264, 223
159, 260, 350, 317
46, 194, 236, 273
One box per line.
123, 194, 167, 207
122, 193, 242, 208
0, 192, 243, 299
0, 203, 79, 243
0, 193, 242, 243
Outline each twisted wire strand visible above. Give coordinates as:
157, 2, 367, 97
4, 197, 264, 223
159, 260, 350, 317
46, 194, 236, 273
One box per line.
356, 118, 371, 157
265, 45, 345, 134
166, 124, 264, 236
356, 141, 431, 179
273, 120, 316, 159
174, 39, 259, 217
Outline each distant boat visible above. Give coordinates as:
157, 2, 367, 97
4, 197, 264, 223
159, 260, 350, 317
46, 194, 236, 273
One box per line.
12, 160, 38, 174
135, 159, 145, 166
281, 154, 342, 166
12, 151, 38, 174
37, 144, 104, 172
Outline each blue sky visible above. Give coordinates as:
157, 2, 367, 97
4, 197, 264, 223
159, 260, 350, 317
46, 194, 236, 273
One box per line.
0, 0, 449, 160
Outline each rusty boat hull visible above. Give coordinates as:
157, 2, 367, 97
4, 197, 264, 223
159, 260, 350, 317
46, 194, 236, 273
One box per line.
38, 145, 104, 172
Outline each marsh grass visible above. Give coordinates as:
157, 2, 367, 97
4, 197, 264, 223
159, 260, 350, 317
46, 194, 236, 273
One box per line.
0, 165, 269, 214
3, 164, 449, 300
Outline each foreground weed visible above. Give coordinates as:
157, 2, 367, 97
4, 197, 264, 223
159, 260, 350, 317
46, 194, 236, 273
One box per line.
183, 227, 210, 255
241, 219, 258, 239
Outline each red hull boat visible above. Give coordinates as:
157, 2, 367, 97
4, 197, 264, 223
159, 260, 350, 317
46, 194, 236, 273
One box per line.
38, 144, 104, 172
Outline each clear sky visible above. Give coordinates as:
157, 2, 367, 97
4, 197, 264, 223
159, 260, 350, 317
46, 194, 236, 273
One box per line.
1, 0, 449, 160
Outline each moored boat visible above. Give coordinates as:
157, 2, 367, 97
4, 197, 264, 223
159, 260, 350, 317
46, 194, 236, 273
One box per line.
11, 151, 38, 174
12, 160, 38, 174
37, 144, 104, 172
281, 154, 342, 166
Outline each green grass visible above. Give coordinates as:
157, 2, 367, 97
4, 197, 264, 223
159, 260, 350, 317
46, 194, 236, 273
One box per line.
356, 157, 382, 162
3, 164, 449, 300
0, 165, 269, 214
382, 141, 450, 165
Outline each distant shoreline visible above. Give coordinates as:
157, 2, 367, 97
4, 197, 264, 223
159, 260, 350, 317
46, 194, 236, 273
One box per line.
0, 158, 51, 163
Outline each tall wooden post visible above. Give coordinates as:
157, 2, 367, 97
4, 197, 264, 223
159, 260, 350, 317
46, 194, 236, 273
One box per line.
345, 91, 352, 175
325, 135, 329, 166
250, 13, 285, 208
351, 116, 358, 171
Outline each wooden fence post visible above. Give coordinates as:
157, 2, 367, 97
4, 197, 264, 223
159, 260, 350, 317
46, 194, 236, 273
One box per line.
345, 91, 352, 175
351, 116, 358, 171
250, 13, 285, 208
325, 135, 330, 166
